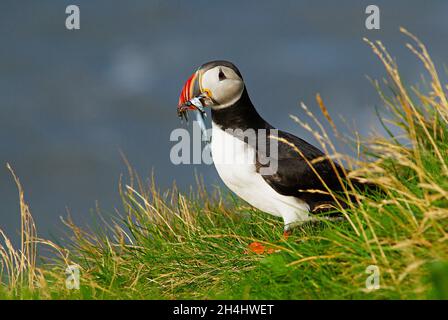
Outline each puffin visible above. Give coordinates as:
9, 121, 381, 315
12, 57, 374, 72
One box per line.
178, 60, 357, 235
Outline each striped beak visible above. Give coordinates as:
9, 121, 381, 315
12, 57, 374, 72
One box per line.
178, 71, 202, 111
178, 70, 210, 121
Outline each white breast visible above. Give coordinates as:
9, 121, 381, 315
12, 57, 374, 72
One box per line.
211, 122, 311, 228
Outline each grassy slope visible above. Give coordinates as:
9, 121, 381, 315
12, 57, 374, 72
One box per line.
1, 30, 448, 300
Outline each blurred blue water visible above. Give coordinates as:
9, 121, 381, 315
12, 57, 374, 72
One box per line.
1, 0, 447, 244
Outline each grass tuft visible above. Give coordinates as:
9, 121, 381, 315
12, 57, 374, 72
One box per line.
1, 30, 447, 299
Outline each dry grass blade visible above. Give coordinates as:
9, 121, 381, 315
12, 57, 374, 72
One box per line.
1, 164, 38, 290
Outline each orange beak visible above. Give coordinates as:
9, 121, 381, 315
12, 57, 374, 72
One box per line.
178, 71, 201, 110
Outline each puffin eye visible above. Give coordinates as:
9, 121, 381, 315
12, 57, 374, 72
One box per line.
218, 68, 226, 81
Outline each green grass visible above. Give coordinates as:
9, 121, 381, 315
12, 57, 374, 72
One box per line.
1, 29, 448, 300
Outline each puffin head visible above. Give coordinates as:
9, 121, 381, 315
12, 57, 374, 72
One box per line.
178, 61, 245, 115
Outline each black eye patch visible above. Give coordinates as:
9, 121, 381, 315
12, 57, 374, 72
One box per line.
218, 68, 226, 81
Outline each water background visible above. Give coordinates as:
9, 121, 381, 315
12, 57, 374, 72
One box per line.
1, 0, 447, 245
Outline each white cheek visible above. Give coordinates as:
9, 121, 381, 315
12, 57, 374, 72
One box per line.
201, 70, 219, 94
213, 80, 243, 104
202, 77, 243, 107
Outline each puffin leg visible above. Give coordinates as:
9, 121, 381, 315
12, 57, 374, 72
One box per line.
283, 228, 292, 239
245, 210, 311, 254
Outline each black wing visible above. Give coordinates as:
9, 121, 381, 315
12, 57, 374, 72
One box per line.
257, 129, 346, 211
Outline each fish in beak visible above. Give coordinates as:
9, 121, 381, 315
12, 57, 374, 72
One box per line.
177, 69, 212, 142
177, 71, 208, 121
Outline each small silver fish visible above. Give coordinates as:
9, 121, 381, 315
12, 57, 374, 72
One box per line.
178, 93, 210, 143
195, 109, 209, 142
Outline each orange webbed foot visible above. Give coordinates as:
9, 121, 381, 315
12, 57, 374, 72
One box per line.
244, 242, 275, 255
